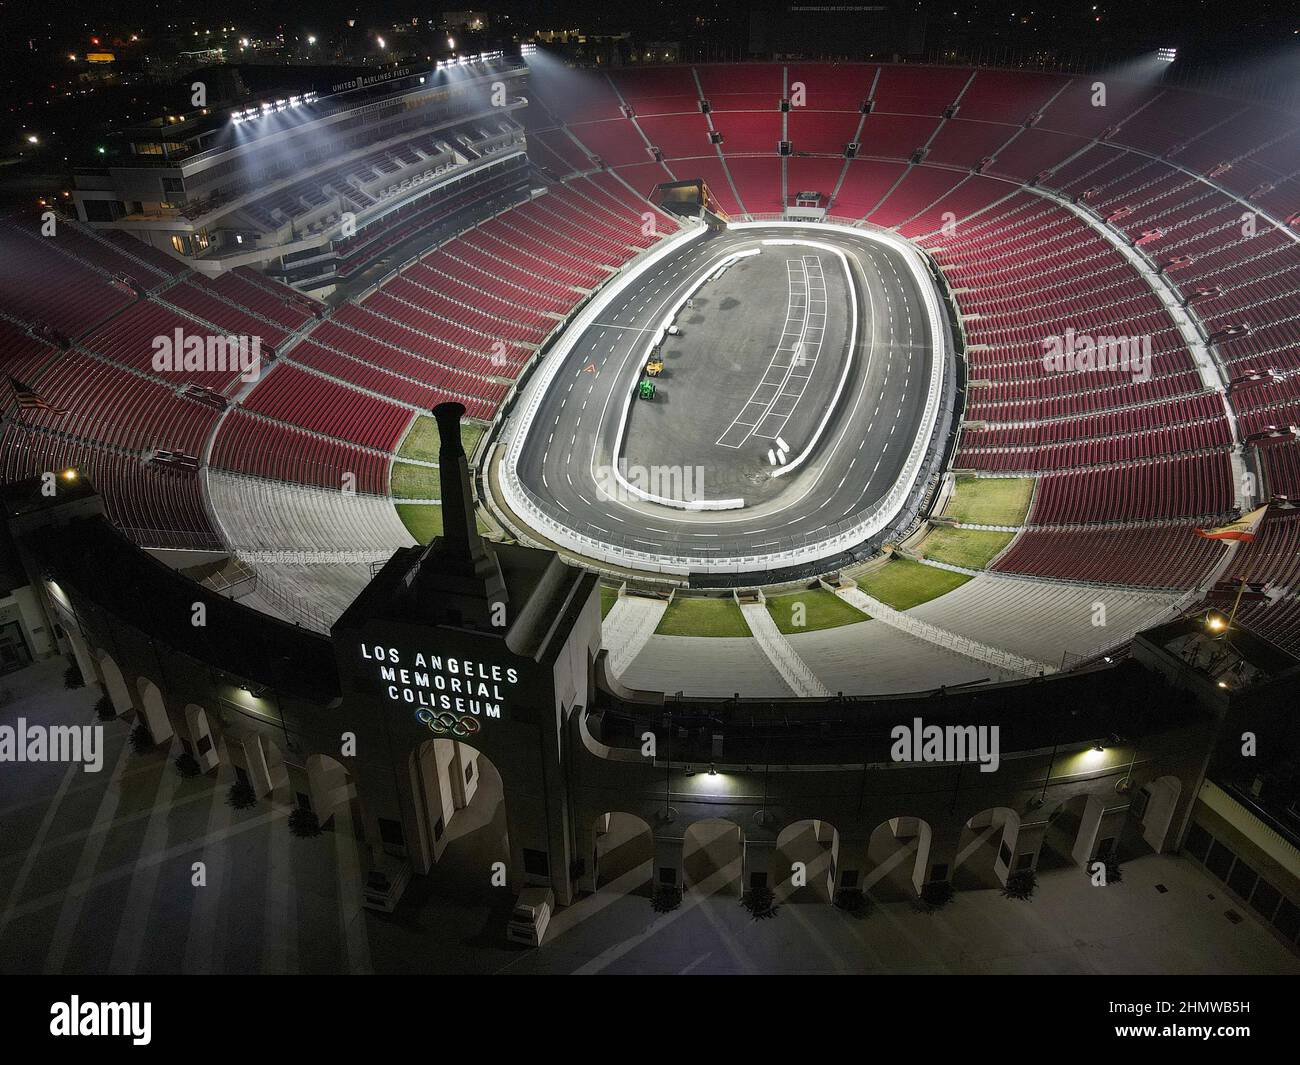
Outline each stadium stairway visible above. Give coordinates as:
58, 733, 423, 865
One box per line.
600, 594, 669, 677
738, 602, 833, 698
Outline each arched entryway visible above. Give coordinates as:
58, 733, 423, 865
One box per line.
953, 807, 1021, 889
864, 816, 932, 900
182, 704, 219, 772
408, 739, 508, 883
682, 818, 743, 897
134, 676, 174, 745
591, 812, 654, 897
772, 820, 839, 903
97, 650, 133, 717
1113, 775, 1183, 860
303, 753, 354, 829
226, 728, 289, 798
1039, 793, 1105, 869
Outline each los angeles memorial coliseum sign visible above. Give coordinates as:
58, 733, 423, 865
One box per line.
358, 644, 520, 734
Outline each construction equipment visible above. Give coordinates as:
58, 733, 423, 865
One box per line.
645, 353, 664, 377
638, 378, 657, 400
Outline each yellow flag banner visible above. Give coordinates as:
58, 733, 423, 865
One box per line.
1196, 505, 1270, 542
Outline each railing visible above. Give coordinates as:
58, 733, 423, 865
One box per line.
242, 566, 332, 634
118, 526, 225, 552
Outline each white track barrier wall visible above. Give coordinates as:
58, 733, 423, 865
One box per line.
498, 220, 948, 575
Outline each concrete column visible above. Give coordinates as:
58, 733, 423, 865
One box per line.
1139, 778, 1181, 852
653, 833, 684, 892
834, 838, 870, 892
453, 742, 480, 808
98, 655, 134, 717
923, 829, 963, 887
307, 757, 349, 827
64, 629, 97, 691
184, 705, 220, 773
1095, 806, 1129, 862
1015, 818, 1050, 871
1071, 794, 1107, 866
240, 734, 274, 798
743, 836, 775, 894
575, 814, 603, 895
136, 679, 175, 745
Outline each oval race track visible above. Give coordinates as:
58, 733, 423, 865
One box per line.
495, 223, 950, 576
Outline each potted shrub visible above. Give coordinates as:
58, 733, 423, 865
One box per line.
174, 751, 201, 778
919, 879, 955, 912
1094, 855, 1123, 886
289, 806, 322, 838
63, 661, 84, 689
1002, 868, 1037, 901
740, 884, 778, 920
227, 780, 257, 809
834, 886, 871, 918
128, 723, 153, 754
651, 884, 682, 913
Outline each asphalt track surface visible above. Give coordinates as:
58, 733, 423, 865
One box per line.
510, 225, 935, 562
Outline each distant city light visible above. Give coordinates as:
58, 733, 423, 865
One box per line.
377, 36, 386, 49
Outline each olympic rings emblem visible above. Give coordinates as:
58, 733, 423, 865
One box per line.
416, 709, 482, 738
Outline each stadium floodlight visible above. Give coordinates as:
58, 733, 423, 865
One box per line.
1157, 47, 1177, 63
231, 91, 317, 124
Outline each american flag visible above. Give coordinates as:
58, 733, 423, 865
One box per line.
6, 376, 67, 415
